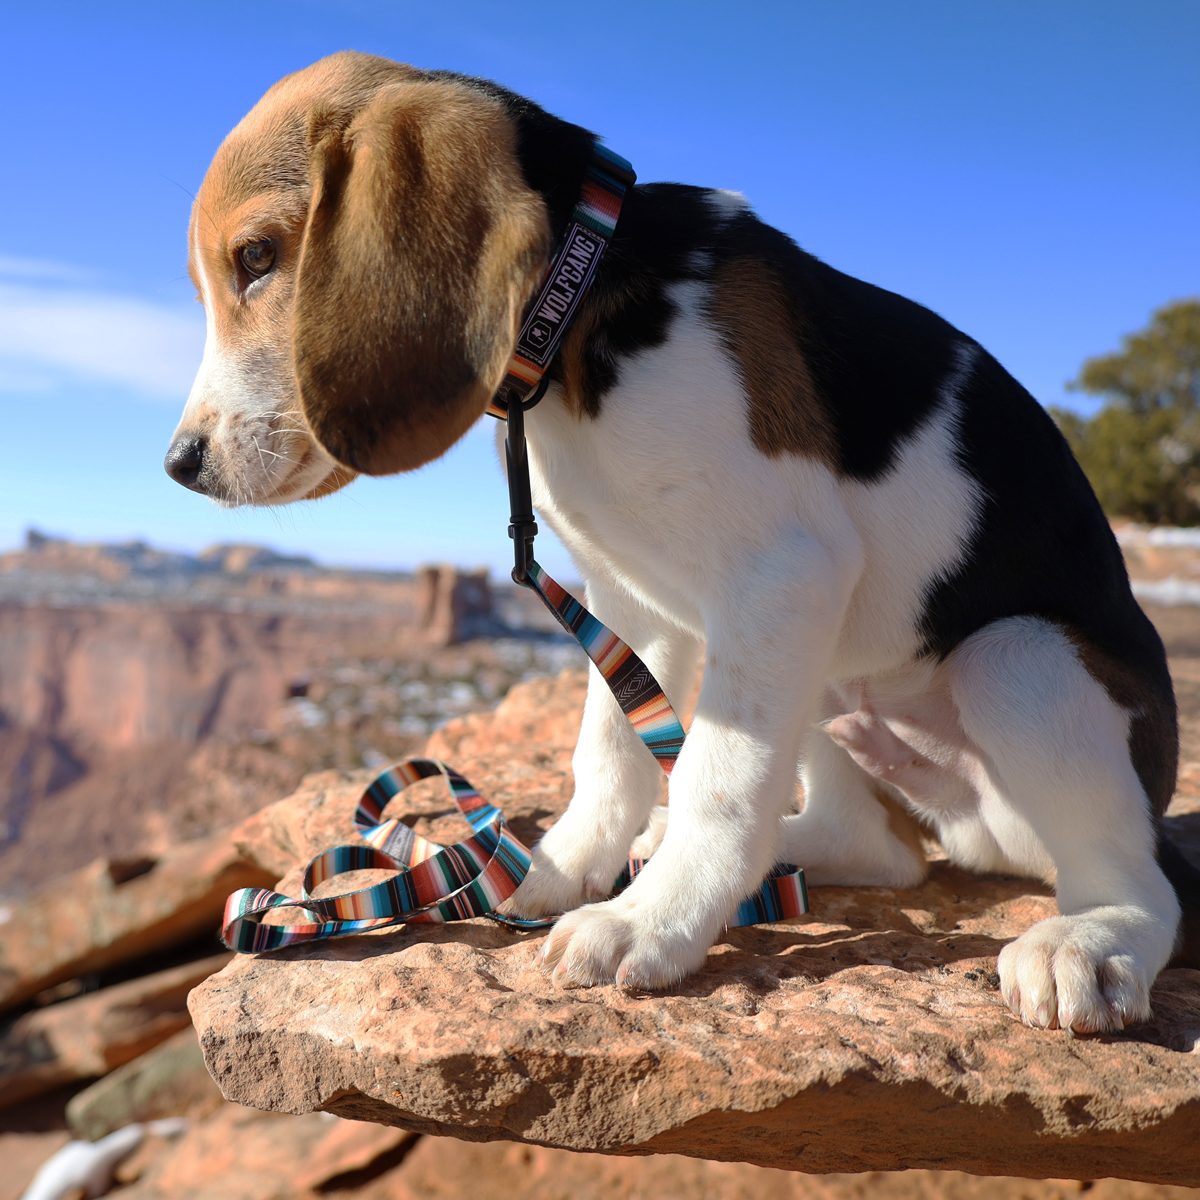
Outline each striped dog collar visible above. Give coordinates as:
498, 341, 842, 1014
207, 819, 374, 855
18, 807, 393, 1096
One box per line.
486, 141, 635, 418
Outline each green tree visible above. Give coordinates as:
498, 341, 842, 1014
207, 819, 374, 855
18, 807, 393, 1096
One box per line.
1050, 299, 1200, 525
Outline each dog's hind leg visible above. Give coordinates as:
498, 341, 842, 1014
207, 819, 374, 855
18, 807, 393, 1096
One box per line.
949, 616, 1179, 1033
780, 718, 929, 888
497, 581, 702, 921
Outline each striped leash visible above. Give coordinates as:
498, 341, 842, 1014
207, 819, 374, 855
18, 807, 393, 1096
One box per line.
222, 759, 530, 953
219, 140, 807, 953
221, 750, 807, 951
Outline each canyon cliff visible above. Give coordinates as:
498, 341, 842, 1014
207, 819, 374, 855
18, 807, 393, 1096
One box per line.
0, 534, 554, 898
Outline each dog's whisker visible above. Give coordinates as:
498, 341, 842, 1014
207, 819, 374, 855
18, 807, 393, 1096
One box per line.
251, 436, 270, 479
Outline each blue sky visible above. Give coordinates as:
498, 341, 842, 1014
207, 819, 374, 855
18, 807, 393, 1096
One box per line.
1, 0, 1197, 575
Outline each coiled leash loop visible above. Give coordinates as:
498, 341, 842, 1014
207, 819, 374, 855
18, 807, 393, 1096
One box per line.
222, 759, 531, 953
220, 142, 807, 954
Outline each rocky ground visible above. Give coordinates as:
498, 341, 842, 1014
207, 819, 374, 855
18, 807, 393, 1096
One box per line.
6, 531, 1200, 1197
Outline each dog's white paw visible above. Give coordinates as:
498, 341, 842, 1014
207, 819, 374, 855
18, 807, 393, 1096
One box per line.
537, 894, 710, 989
495, 822, 622, 920
998, 913, 1154, 1033
628, 805, 669, 859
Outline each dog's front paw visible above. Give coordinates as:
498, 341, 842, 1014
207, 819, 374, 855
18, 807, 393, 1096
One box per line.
998, 913, 1154, 1033
537, 894, 709, 989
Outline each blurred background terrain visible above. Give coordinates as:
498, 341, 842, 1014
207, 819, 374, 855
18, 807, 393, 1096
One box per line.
0, 533, 582, 899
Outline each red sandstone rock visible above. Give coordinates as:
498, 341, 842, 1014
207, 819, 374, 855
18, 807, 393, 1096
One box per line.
65, 1026, 225, 1141
52, 1096, 1200, 1200
232, 670, 588, 883
318, 1135, 1175, 1200
0, 954, 229, 1106
420, 668, 590, 844
0, 595, 420, 897
194, 857, 1200, 1183
229, 768, 379, 882
415, 564, 494, 645
0, 604, 356, 753
188, 881, 1200, 1185
0, 837, 272, 1013
114, 1104, 413, 1199
21, 1101, 1200, 1200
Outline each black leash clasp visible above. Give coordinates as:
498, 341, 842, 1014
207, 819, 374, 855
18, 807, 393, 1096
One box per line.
503, 376, 550, 586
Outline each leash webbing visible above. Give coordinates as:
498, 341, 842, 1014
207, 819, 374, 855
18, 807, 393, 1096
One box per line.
221, 752, 807, 950
525, 562, 684, 773
221, 759, 534, 953
219, 139, 808, 955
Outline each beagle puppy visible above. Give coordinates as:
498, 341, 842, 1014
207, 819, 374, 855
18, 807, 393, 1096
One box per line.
166, 51, 1199, 1032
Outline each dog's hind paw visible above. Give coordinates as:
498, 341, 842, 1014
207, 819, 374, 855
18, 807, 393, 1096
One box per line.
628, 805, 669, 859
495, 841, 615, 921
997, 912, 1157, 1033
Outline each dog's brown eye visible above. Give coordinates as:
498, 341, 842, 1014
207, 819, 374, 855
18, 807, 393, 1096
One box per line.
239, 240, 276, 278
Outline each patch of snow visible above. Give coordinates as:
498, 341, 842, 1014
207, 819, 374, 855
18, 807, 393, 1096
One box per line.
20, 1120, 187, 1200
1131, 577, 1200, 607
1116, 525, 1200, 549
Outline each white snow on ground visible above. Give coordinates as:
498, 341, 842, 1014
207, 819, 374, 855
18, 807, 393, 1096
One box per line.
1113, 526, 1200, 605
19, 1120, 188, 1200
1131, 578, 1200, 607
1115, 525, 1200, 549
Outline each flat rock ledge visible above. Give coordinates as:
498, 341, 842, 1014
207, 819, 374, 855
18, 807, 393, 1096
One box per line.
190, 877, 1200, 1186
188, 670, 1200, 1186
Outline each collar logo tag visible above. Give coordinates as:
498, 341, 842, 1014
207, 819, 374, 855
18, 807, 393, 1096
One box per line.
515, 225, 604, 368
486, 141, 635, 418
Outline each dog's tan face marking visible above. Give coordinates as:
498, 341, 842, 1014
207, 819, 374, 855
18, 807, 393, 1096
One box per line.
166, 52, 551, 506
177, 176, 333, 506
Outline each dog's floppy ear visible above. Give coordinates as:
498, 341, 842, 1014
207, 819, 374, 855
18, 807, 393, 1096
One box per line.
294, 81, 550, 475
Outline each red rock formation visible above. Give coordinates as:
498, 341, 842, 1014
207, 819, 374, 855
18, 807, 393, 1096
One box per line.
0, 603, 397, 752
415, 564, 495, 645
0, 954, 229, 1106
0, 834, 272, 1012
0, 536, 574, 895
0, 563, 417, 893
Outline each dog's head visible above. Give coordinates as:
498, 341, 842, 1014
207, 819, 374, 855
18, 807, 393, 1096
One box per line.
166, 52, 551, 505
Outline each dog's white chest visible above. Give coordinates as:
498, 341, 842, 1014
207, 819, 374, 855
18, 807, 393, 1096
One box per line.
512, 284, 982, 680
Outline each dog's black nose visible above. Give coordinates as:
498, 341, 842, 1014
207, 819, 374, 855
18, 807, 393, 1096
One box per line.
164, 436, 208, 491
